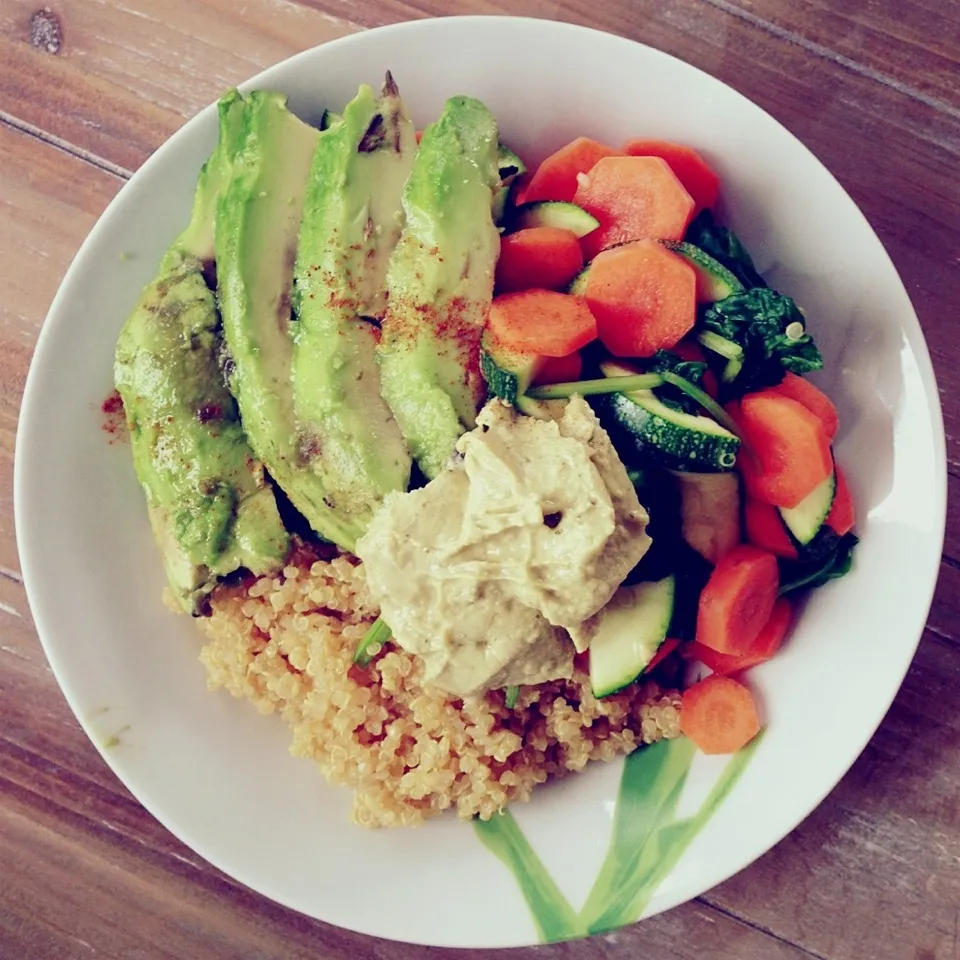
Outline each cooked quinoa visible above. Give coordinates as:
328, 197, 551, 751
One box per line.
195, 544, 682, 828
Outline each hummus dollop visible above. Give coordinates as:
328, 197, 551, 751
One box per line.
355, 397, 651, 696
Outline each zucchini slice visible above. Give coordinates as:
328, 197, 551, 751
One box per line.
599, 361, 740, 472
568, 263, 590, 295
492, 141, 527, 226
661, 241, 744, 302
513, 200, 600, 238
779, 471, 836, 546
479, 331, 551, 417
589, 577, 675, 697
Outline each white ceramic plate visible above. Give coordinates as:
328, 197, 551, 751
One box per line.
15, 16, 946, 948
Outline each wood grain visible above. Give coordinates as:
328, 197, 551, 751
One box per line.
0, 1, 958, 958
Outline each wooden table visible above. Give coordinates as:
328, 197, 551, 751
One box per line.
1, 2, 958, 957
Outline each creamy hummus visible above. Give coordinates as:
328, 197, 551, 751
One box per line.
355, 397, 652, 697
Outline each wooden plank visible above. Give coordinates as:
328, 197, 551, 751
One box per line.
0, 121, 123, 575
704, 628, 960, 960
707, 0, 960, 111
0, 0, 359, 172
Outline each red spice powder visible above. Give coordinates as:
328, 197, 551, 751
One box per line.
100, 390, 127, 443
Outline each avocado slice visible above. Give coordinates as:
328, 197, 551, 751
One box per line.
290, 76, 414, 519
115, 258, 289, 614
216, 90, 376, 551
377, 96, 501, 479
115, 90, 289, 614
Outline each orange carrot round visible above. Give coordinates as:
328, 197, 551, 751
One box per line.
686, 598, 792, 676
744, 498, 798, 559
738, 392, 833, 507
486, 290, 598, 357
766, 372, 839, 442
680, 675, 761, 754
622, 139, 721, 215
516, 137, 622, 205
574, 156, 696, 260
826, 464, 855, 535
696, 544, 779, 656
532, 351, 583, 386
582, 239, 696, 357
495, 227, 584, 294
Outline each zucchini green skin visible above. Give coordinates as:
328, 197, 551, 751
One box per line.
513, 200, 600, 238
596, 390, 740, 472
479, 334, 554, 417
779, 471, 836, 546
589, 576, 676, 697
661, 241, 744, 302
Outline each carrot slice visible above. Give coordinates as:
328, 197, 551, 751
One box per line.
582, 239, 696, 357
738, 392, 833, 508
766, 372, 839, 442
623, 139, 720, 215
495, 227, 584, 294
486, 290, 598, 357
574, 156, 696, 259
826, 464, 855, 535
516, 137, 622, 206
645, 638, 680, 674
532, 351, 583, 386
744, 498, 798, 559
696, 544, 779, 655
686, 598, 792, 676
680, 675, 761, 754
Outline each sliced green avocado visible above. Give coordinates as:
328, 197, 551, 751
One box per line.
216, 90, 376, 551
115, 90, 289, 614
291, 76, 415, 524
115, 258, 289, 614
377, 95, 501, 479
163, 90, 246, 269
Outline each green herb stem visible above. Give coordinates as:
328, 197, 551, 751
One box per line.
660, 371, 744, 439
697, 330, 744, 361
525, 374, 663, 400
353, 615, 392, 666
504, 685, 520, 709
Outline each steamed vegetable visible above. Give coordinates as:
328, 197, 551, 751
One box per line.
495, 226, 584, 293
826, 466, 855, 535
517, 136, 621, 205
574, 156, 696, 259
623, 139, 721, 214
684, 209, 766, 289
696, 545, 779, 655
512, 200, 600, 237
744, 498, 798, 559
778, 532, 858, 595
686, 597, 791, 676
486, 290, 598, 356
679, 675, 761, 754
766, 372, 839, 440
580, 239, 697, 357
734, 393, 833, 507
699, 287, 823, 395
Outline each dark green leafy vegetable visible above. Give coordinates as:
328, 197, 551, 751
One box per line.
700, 287, 823, 395
646, 350, 707, 416
778, 533, 858, 596
685, 209, 766, 290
